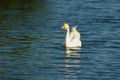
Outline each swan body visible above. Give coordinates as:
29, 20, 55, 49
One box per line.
62, 23, 82, 48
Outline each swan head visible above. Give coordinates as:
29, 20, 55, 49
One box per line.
61, 23, 69, 30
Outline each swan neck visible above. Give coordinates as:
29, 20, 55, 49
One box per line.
65, 28, 70, 48
66, 28, 70, 39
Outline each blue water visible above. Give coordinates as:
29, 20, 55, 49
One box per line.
0, 0, 120, 80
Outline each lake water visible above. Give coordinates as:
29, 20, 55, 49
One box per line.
0, 0, 120, 80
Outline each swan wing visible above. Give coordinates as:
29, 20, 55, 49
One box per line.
70, 30, 80, 41
69, 28, 81, 47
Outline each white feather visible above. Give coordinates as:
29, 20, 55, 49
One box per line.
62, 23, 82, 48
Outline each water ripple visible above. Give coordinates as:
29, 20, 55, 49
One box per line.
0, 0, 120, 80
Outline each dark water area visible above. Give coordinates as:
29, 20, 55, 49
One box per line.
0, 0, 120, 80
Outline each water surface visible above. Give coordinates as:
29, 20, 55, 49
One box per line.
0, 0, 120, 80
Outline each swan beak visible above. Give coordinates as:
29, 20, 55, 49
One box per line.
62, 26, 64, 29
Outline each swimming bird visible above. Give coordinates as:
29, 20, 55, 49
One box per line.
61, 23, 82, 48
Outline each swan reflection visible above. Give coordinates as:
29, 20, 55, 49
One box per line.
64, 48, 81, 80
65, 47, 81, 54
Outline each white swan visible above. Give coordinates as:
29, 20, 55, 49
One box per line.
61, 23, 82, 48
